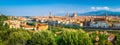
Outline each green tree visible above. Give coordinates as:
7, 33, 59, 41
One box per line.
115, 34, 120, 45
0, 15, 8, 30
99, 34, 108, 45
26, 22, 36, 26
0, 38, 4, 45
0, 15, 8, 21
7, 31, 31, 45
27, 30, 57, 45
57, 30, 93, 45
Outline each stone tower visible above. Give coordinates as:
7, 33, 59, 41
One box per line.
105, 12, 109, 21
49, 12, 52, 17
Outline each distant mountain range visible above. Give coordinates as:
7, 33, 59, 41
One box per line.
1, 10, 120, 16
78, 10, 120, 16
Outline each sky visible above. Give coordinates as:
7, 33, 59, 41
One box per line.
0, 0, 120, 16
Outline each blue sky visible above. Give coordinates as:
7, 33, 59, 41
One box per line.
0, 0, 120, 16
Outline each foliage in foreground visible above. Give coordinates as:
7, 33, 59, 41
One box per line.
0, 29, 32, 45
8, 31, 31, 45
27, 31, 57, 45
57, 30, 93, 45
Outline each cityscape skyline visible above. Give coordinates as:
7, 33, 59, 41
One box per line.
0, 0, 120, 16
0, 0, 120, 45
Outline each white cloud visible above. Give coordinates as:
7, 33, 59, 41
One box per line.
111, 8, 120, 12
91, 6, 110, 10
91, 7, 96, 10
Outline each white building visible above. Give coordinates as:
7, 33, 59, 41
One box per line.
90, 21, 109, 28
112, 23, 120, 28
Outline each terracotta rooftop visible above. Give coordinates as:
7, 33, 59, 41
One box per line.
23, 25, 34, 28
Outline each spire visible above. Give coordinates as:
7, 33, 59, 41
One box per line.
66, 12, 69, 17
105, 11, 108, 17
49, 12, 52, 17
49, 12, 53, 18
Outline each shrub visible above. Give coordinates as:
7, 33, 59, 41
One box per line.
27, 30, 57, 45
57, 30, 93, 45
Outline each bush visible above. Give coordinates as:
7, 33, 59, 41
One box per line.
57, 30, 93, 45
115, 34, 120, 45
7, 31, 31, 45
0, 38, 4, 45
27, 30, 57, 45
